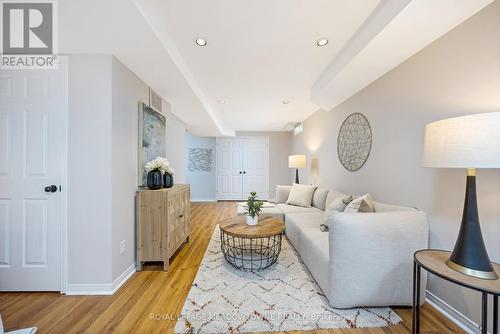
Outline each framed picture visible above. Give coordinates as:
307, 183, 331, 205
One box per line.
138, 102, 166, 186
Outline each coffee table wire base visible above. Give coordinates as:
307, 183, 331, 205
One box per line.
220, 231, 283, 272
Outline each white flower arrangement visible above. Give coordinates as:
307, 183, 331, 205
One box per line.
145, 157, 175, 175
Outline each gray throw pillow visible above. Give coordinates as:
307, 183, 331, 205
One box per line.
326, 195, 353, 213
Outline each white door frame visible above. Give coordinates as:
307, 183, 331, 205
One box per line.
216, 136, 269, 201
59, 57, 69, 294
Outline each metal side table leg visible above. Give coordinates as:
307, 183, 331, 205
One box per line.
494, 295, 498, 334
412, 261, 421, 334
482, 292, 488, 334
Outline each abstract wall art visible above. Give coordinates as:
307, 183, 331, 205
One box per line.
138, 102, 166, 186
188, 148, 213, 172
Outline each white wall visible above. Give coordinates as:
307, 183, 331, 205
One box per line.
186, 133, 216, 201
291, 2, 500, 331
67, 54, 188, 291
236, 131, 292, 200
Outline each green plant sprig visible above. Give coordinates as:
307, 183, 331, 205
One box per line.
244, 191, 263, 218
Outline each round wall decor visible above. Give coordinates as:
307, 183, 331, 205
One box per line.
337, 113, 372, 172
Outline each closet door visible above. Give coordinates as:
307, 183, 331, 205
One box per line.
241, 138, 269, 200
216, 138, 243, 200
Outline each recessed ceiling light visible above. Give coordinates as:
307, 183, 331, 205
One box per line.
282, 100, 290, 105
218, 99, 225, 104
195, 38, 207, 47
316, 39, 328, 47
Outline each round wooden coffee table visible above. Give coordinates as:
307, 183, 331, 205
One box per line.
219, 216, 285, 272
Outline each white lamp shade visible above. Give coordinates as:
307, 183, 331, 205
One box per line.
423, 112, 500, 168
289, 155, 306, 168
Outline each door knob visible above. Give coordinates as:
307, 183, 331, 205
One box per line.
243, 171, 246, 174
239, 171, 242, 174
44, 185, 58, 193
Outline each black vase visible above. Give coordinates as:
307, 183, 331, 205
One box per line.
147, 170, 163, 190
163, 173, 174, 188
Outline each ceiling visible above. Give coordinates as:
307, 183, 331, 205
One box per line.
135, 0, 381, 132
60, 0, 493, 136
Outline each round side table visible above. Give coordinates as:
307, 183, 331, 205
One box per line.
413, 249, 500, 334
219, 216, 285, 272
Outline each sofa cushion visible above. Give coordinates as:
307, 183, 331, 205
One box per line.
312, 187, 329, 210
283, 212, 325, 254
344, 194, 375, 213
275, 185, 292, 204
286, 184, 317, 207
276, 203, 323, 215
298, 227, 330, 297
374, 201, 417, 212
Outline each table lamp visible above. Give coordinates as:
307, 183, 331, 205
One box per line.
289, 155, 306, 184
423, 112, 500, 279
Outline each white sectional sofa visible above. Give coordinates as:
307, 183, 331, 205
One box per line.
239, 186, 429, 309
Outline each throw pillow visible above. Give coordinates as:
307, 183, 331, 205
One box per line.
286, 184, 317, 207
312, 187, 329, 210
275, 185, 292, 204
344, 194, 376, 213
326, 195, 354, 213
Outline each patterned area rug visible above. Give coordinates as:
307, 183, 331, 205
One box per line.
174, 226, 401, 333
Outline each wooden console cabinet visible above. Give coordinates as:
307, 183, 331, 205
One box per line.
136, 184, 190, 271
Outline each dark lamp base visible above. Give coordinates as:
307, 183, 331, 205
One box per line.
446, 259, 498, 280
446, 169, 498, 280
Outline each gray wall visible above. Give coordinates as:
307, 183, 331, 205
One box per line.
236, 131, 292, 200
111, 57, 149, 281
186, 131, 291, 201
68, 55, 113, 284
186, 133, 216, 201
165, 104, 187, 184
68, 55, 188, 287
291, 2, 500, 331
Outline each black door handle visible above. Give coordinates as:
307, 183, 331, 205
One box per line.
44, 185, 58, 193
239, 171, 242, 174
243, 171, 246, 174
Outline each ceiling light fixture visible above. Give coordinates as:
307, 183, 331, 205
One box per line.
282, 100, 290, 105
195, 38, 207, 47
316, 39, 328, 47
218, 99, 225, 104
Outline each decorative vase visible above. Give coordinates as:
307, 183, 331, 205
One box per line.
246, 215, 258, 226
147, 170, 163, 190
163, 173, 174, 188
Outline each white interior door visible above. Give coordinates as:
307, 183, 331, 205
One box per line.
0, 62, 67, 291
242, 138, 269, 200
216, 138, 243, 200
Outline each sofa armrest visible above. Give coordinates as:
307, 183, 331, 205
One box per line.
327, 211, 429, 308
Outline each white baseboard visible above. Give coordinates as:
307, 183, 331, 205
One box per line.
191, 198, 217, 202
65, 263, 136, 295
426, 290, 480, 334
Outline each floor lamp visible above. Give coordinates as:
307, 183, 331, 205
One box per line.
289, 155, 306, 184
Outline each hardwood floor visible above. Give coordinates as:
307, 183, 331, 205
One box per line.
0, 202, 464, 334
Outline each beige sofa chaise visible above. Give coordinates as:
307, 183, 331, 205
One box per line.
237, 186, 429, 309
